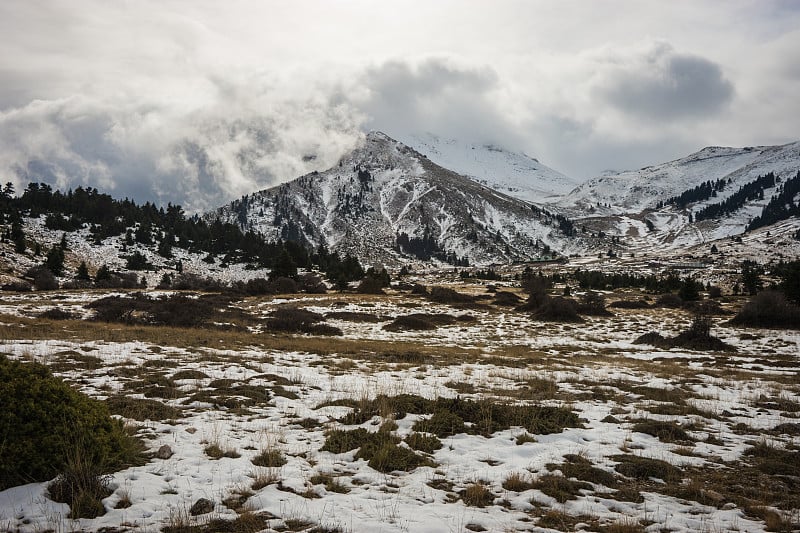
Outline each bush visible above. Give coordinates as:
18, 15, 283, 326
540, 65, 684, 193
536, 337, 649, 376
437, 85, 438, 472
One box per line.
383, 315, 438, 331
410, 284, 428, 295
729, 291, 800, 329
39, 307, 77, 320
577, 291, 611, 316
654, 293, 683, 308
26, 266, 58, 290
427, 286, 477, 305
405, 432, 442, 453
634, 314, 734, 351
609, 299, 650, 309
533, 297, 583, 322
493, 291, 522, 306
0, 355, 142, 491
264, 306, 341, 335
267, 276, 298, 294
357, 275, 386, 294
1, 280, 32, 292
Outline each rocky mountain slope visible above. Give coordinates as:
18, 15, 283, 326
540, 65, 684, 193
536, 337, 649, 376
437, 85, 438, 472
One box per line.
558, 141, 800, 215
213, 132, 586, 266
400, 132, 578, 204
554, 141, 800, 253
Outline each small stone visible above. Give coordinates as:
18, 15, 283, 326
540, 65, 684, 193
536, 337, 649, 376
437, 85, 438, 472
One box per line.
155, 444, 173, 459
185, 427, 197, 434
190, 498, 214, 516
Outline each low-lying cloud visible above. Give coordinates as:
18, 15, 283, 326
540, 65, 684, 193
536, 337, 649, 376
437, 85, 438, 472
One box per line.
595, 43, 734, 121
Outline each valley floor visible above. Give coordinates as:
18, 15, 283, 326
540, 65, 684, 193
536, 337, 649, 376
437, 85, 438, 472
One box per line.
0, 286, 798, 533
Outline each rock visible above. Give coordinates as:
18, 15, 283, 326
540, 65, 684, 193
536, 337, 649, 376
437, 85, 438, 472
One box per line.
190, 498, 214, 516
155, 444, 173, 459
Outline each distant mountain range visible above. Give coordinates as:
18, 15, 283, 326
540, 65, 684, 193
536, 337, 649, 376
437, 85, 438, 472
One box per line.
1, 131, 798, 284
214, 131, 800, 263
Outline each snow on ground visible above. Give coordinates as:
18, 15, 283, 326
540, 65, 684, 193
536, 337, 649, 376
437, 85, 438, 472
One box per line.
0, 289, 798, 532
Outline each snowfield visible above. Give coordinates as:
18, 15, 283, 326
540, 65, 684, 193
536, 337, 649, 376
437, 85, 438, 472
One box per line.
0, 286, 798, 533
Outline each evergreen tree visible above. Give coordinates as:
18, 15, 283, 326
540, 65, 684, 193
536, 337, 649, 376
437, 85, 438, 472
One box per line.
75, 261, 91, 281
11, 221, 25, 253
94, 264, 111, 283
269, 248, 297, 280
44, 246, 65, 276
741, 261, 762, 296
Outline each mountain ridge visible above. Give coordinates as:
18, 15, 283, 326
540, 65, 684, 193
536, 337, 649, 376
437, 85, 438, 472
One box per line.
212, 132, 585, 266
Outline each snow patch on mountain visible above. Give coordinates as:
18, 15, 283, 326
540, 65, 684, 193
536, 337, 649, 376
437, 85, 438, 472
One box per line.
399, 132, 579, 203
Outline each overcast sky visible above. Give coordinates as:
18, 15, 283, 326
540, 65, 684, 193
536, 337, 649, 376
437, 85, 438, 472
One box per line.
1, 0, 798, 211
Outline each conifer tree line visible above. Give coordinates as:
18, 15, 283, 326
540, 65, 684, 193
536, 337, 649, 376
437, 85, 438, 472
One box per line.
694, 172, 777, 221
0, 182, 366, 282
658, 178, 728, 209
747, 171, 800, 231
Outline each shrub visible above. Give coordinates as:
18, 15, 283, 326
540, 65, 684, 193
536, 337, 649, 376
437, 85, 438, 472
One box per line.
461, 482, 494, 507
366, 441, 429, 473
1, 280, 32, 292
654, 293, 683, 308
410, 284, 428, 295
357, 275, 386, 294
413, 410, 466, 437
533, 474, 591, 503
427, 286, 477, 305
39, 307, 77, 320
0, 356, 143, 491
405, 432, 442, 453
383, 315, 438, 331
612, 455, 681, 482
577, 291, 611, 316
609, 299, 650, 309
297, 273, 326, 294
631, 420, 693, 443
493, 291, 522, 306
263, 306, 340, 335
634, 315, 734, 352
251, 448, 287, 467
729, 291, 800, 329
532, 297, 583, 323
267, 276, 298, 294
26, 266, 58, 290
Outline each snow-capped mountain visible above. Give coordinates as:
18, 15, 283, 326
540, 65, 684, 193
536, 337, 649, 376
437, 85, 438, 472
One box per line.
559, 141, 800, 216
399, 132, 578, 204
212, 132, 585, 266
555, 140, 800, 253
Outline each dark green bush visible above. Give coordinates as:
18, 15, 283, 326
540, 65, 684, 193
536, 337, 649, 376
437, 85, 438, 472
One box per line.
0, 355, 143, 491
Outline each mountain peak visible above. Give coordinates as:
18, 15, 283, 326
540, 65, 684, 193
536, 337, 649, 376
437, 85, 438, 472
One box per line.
213, 132, 583, 266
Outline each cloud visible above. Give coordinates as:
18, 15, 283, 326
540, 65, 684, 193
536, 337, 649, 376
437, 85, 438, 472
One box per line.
0, 83, 365, 213
356, 58, 525, 149
593, 42, 734, 121
0, 2, 798, 206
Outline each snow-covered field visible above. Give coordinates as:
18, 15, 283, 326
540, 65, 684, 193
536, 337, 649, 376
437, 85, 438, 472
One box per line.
0, 288, 798, 533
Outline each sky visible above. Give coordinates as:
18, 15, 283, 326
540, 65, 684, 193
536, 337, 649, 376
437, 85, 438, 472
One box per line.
1, 0, 798, 212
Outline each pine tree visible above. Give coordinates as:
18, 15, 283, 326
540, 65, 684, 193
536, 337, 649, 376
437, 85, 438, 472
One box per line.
44, 246, 65, 276
75, 261, 91, 281
94, 264, 111, 283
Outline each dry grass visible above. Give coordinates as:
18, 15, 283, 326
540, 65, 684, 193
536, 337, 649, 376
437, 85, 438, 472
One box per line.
461, 482, 494, 507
